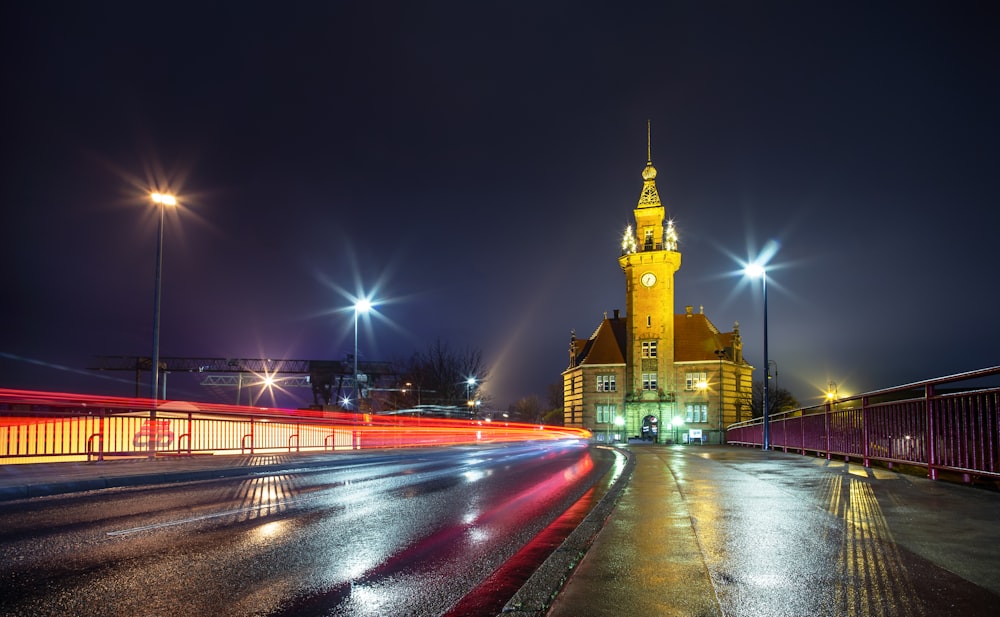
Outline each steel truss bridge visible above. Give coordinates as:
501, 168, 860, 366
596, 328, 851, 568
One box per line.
90, 356, 396, 407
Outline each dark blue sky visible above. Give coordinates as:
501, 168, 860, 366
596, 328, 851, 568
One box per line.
2, 1, 998, 409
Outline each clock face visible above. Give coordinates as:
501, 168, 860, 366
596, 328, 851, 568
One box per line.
640, 272, 656, 287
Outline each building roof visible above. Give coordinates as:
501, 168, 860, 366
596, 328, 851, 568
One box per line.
570, 307, 740, 369
572, 315, 627, 367
675, 308, 732, 362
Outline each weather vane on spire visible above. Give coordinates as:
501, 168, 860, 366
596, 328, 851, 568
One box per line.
647, 119, 652, 164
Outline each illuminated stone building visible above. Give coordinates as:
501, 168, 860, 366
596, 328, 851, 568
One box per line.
563, 135, 753, 444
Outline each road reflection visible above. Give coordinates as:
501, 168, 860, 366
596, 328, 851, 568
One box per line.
824, 475, 923, 617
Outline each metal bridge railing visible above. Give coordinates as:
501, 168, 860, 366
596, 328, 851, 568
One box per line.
0, 389, 588, 464
725, 366, 1000, 482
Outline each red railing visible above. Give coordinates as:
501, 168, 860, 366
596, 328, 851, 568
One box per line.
0, 389, 591, 463
726, 367, 1000, 482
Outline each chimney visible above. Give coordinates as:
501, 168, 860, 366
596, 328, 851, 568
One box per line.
685, 305, 693, 316
613, 309, 620, 319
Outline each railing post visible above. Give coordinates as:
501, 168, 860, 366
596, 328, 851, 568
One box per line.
862, 395, 870, 468
825, 400, 832, 460
926, 384, 937, 480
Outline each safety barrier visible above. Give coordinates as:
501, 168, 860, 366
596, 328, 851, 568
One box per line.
725, 366, 1000, 481
0, 389, 590, 463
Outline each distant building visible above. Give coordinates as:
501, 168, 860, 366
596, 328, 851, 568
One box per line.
563, 135, 753, 444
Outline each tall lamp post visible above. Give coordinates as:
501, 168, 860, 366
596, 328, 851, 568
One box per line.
149, 192, 176, 434
745, 263, 770, 451
353, 298, 372, 410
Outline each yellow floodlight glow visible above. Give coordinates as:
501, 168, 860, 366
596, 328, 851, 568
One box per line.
151, 192, 177, 206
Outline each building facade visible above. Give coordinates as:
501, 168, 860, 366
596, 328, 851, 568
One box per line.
563, 140, 754, 444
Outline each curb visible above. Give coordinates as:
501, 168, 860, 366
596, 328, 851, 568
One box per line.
500, 446, 636, 616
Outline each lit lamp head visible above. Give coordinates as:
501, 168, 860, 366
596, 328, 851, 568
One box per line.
151, 192, 177, 206
744, 263, 765, 279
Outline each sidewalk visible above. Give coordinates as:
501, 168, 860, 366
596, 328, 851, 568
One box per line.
534, 445, 1000, 617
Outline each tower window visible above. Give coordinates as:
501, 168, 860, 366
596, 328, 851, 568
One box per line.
646, 315, 651, 327
643, 229, 654, 251
641, 341, 658, 358
642, 373, 658, 391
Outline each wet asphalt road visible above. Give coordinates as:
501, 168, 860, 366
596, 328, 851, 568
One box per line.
0, 441, 614, 617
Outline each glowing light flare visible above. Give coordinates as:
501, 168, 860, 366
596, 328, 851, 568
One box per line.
744, 263, 765, 278
151, 192, 177, 206
621, 224, 638, 254
664, 219, 678, 251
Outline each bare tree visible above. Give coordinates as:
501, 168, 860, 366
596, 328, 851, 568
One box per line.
734, 381, 800, 420
508, 395, 544, 423
398, 339, 489, 406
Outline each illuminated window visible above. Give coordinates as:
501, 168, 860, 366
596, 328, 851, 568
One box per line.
642, 373, 658, 391
686, 404, 708, 423
685, 372, 707, 391
596, 375, 616, 392
596, 403, 617, 423
641, 341, 658, 358
643, 229, 654, 250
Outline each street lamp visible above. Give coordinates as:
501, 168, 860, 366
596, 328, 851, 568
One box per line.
744, 262, 769, 450
671, 415, 684, 444
149, 192, 176, 451
826, 381, 838, 403
353, 297, 372, 410
466, 377, 476, 414
614, 415, 625, 444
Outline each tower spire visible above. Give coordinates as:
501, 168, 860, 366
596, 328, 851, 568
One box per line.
638, 120, 661, 208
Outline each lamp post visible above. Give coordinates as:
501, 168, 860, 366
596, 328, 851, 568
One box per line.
149, 192, 176, 456
614, 415, 625, 444
671, 415, 684, 445
353, 298, 372, 410
466, 377, 476, 416
744, 263, 769, 450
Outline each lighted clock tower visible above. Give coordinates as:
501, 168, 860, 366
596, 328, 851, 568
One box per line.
617, 129, 681, 425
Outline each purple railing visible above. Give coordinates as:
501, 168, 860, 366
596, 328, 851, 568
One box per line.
726, 366, 1000, 482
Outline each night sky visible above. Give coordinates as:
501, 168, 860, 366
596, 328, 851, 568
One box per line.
3, 2, 998, 410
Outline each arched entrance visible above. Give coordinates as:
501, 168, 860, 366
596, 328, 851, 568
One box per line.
641, 414, 659, 442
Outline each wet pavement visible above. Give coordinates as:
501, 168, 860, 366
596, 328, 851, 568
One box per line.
524, 444, 1000, 617
2, 445, 1000, 616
